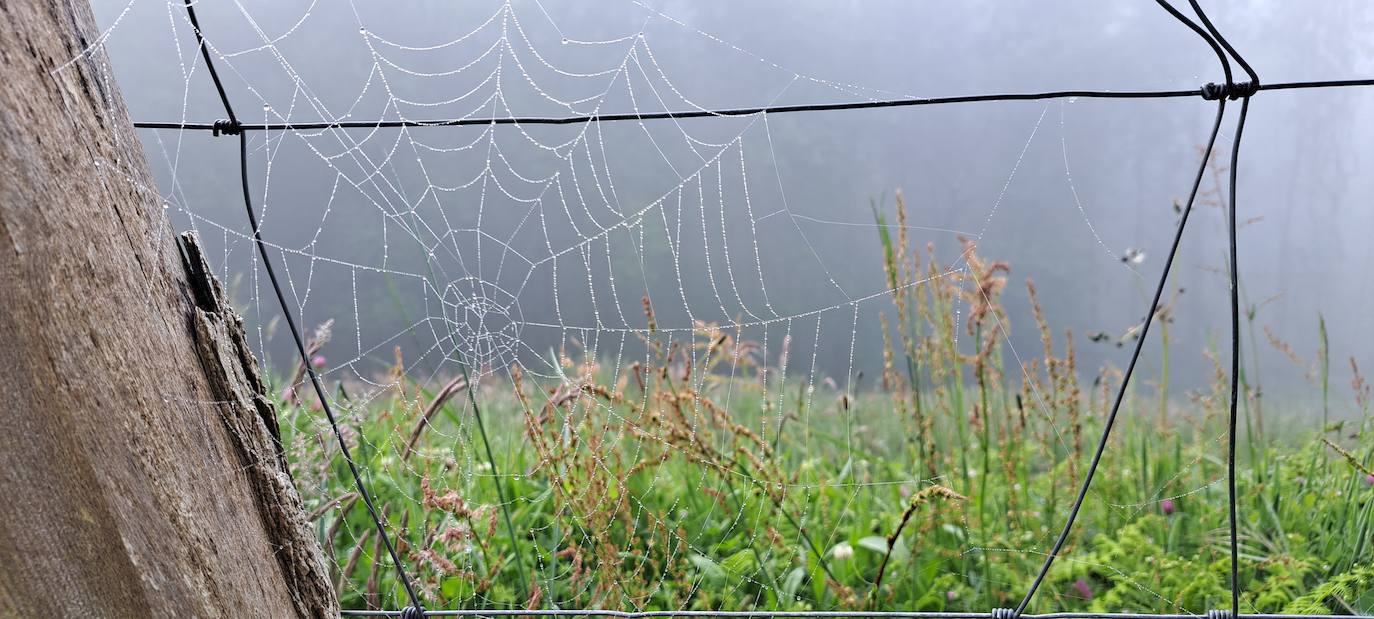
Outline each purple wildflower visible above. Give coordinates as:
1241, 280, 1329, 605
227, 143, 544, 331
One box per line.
946, 590, 958, 601
1073, 578, 1093, 600
1160, 498, 1176, 515
1365, 474, 1374, 486
311, 355, 327, 368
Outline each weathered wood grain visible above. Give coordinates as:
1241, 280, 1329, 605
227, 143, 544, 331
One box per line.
0, 1, 338, 616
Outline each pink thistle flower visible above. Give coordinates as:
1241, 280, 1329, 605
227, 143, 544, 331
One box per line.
1365, 474, 1374, 486
1073, 578, 1093, 600
311, 355, 327, 368
946, 590, 958, 601
1160, 498, 1176, 515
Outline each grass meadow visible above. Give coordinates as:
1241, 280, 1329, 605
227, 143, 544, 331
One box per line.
280, 196, 1374, 614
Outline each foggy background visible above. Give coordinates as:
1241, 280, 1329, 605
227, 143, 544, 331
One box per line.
92, 0, 1374, 418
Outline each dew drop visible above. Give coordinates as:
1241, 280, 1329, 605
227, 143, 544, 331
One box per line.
358, 27, 367, 34
560, 38, 569, 45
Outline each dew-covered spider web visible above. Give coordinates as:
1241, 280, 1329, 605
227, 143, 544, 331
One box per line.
80, 0, 1374, 614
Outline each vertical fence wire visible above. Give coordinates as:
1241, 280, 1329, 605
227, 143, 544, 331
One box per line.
177, 0, 424, 611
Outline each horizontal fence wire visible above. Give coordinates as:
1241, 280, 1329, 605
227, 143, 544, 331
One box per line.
138, 1, 1374, 618
132, 79, 1374, 133
337, 612, 1374, 619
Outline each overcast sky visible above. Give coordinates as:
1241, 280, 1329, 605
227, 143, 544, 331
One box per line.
93, 0, 1374, 416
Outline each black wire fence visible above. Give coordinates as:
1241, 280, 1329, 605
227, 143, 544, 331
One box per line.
130, 0, 1374, 617
336, 613, 1368, 619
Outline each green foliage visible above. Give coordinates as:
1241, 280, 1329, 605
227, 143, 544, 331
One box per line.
1283, 564, 1374, 614
278, 214, 1374, 613
282, 349, 1374, 613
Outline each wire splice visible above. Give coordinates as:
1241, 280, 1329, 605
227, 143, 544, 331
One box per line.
210, 119, 241, 137
1200, 80, 1259, 100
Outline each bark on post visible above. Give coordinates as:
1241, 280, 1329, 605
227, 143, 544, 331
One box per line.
0, 1, 337, 617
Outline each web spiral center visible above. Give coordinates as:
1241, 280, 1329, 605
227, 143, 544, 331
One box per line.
440, 277, 522, 373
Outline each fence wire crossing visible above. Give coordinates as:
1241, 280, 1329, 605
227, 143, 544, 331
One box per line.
128, 0, 1374, 617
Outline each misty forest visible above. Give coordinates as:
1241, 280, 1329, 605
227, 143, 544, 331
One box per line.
2, 1, 1373, 617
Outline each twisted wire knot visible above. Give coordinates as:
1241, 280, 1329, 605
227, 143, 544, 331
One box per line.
211, 119, 242, 136
991, 608, 1020, 619
399, 607, 426, 619
1200, 81, 1260, 101
1206, 610, 1234, 619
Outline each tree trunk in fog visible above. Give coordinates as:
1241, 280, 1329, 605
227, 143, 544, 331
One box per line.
0, 1, 336, 617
